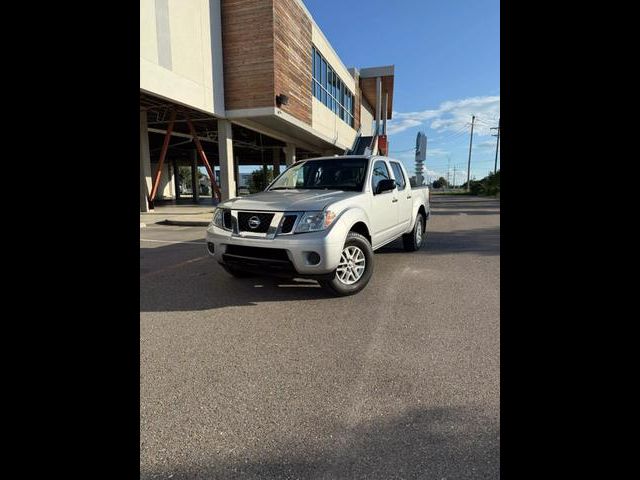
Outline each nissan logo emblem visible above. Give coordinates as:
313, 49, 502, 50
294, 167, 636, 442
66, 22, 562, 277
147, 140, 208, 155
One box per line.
248, 216, 261, 229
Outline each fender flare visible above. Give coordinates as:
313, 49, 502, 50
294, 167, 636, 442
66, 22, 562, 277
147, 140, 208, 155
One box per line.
332, 207, 372, 245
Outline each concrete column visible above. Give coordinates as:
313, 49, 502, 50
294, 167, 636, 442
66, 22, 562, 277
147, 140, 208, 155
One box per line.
140, 111, 153, 212
273, 147, 281, 176
172, 159, 180, 200
284, 143, 296, 166
217, 119, 237, 200
191, 149, 199, 204
375, 76, 382, 136
234, 157, 240, 189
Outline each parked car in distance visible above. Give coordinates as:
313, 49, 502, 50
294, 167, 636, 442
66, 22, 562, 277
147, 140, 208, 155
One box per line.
206, 155, 430, 296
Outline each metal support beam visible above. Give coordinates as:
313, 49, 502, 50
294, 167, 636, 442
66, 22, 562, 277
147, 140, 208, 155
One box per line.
186, 114, 221, 201
149, 109, 176, 207
383, 92, 388, 135
147, 128, 216, 143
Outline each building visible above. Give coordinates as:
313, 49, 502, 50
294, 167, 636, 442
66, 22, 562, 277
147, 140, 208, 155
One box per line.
140, 0, 395, 211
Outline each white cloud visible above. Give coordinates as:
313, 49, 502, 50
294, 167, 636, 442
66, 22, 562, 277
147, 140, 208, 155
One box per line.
388, 95, 500, 137
476, 140, 497, 149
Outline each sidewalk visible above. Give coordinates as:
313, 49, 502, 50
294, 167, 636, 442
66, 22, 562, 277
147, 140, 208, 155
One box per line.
140, 203, 215, 227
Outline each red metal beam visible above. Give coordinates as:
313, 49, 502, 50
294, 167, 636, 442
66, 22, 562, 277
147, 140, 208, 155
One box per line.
148, 109, 177, 207
185, 114, 222, 201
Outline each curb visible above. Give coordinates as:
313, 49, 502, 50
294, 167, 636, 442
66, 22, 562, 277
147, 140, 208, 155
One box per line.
161, 219, 210, 227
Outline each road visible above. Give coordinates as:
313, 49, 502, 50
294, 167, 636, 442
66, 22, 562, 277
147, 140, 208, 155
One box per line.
140, 195, 500, 479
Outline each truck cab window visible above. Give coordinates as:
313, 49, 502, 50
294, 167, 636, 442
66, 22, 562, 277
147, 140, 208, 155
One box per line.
390, 162, 406, 191
371, 160, 390, 193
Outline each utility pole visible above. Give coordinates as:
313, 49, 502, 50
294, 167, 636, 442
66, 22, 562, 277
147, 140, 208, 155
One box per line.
466, 115, 475, 191
491, 118, 501, 174
453, 165, 457, 189
447, 156, 451, 191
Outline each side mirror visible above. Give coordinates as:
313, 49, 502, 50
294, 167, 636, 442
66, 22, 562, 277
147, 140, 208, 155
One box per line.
376, 179, 396, 194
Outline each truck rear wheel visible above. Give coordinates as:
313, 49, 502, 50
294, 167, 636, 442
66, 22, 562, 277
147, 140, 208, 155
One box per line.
319, 232, 374, 296
403, 213, 426, 251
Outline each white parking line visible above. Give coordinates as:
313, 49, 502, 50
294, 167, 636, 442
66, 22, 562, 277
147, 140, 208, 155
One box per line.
140, 239, 205, 245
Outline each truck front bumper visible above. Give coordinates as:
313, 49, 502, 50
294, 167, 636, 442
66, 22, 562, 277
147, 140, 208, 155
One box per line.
205, 222, 345, 278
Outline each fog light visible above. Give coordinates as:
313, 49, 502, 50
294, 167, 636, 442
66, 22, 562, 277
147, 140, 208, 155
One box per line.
306, 252, 321, 265
207, 242, 215, 254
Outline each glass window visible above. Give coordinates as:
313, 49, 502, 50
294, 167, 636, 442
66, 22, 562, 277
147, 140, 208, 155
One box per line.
371, 160, 390, 193
315, 50, 321, 82
310, 45, 358, 128
390, 162, 406, 190
269, 158, 368, 192
330, 70, 336, 99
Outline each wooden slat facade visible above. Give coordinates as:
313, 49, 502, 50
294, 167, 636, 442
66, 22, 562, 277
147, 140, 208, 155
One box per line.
273, 0, 312, 125
220, 0, 313, 126
220, 0, 275, 110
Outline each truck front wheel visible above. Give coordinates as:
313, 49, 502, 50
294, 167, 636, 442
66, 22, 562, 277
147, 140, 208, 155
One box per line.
320, 232, 374, 296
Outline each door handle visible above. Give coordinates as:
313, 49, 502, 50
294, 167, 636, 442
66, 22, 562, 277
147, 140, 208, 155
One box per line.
392, 198, 398, 203
407, 195, 412, 199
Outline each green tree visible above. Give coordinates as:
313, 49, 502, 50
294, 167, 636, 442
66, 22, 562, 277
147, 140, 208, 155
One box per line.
248, 166, 275, 193
461, 170, 500, 196
432, 176, 449, 189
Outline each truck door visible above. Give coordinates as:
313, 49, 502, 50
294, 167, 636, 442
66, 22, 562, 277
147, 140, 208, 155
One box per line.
390, 161, 412, 232
370, 159, 398, 246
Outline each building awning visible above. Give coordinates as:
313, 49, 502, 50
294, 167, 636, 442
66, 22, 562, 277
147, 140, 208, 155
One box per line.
358, 65, 394, 120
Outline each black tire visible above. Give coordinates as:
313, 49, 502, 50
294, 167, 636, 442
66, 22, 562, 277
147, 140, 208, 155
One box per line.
319, 232, 374, 296
221, 264, 254, 278
403, 213, 426, 251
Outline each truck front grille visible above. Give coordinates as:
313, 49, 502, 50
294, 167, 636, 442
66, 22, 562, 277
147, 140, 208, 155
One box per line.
224, 245, 289, 261
280, 214, 298, 234
237, 212, 274, 233
222, 245, 295, 275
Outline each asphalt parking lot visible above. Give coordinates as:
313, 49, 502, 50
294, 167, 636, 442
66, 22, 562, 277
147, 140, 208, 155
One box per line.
140, 195, 500, 479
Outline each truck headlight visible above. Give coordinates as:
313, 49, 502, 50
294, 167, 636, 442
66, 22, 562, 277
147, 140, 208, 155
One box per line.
295, 210, 337, 233
212, 207, 231, 230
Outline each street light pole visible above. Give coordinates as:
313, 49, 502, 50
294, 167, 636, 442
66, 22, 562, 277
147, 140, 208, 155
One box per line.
492, 118, 501, 174
466, 115, 475, 192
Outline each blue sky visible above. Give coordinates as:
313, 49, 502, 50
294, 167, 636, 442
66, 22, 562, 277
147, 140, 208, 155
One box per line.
304, 0, 500, 184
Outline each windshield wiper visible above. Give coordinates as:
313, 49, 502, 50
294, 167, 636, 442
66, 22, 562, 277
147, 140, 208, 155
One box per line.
269, 187, 297, 190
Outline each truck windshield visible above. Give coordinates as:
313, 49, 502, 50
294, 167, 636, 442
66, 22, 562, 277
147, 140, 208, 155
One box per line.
269, 158, 368, 192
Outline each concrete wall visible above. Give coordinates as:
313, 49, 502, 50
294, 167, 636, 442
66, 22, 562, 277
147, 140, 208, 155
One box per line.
360, 97, 374, 136
140, 0, 225, 115
312, 97, 357, 150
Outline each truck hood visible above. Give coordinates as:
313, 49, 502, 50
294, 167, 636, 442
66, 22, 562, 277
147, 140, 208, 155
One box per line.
219, 190, 361, 212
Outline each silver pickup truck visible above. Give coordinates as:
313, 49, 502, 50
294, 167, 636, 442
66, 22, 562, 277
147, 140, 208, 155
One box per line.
206, 155, 430, 296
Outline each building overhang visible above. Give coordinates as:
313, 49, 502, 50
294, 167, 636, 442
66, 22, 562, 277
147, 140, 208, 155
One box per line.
225, 107, 350, 152
357, 65, 395, 120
